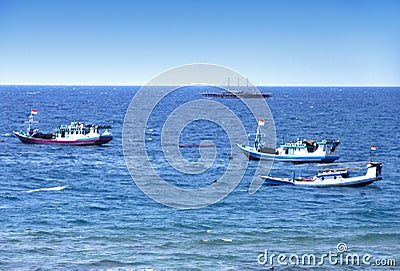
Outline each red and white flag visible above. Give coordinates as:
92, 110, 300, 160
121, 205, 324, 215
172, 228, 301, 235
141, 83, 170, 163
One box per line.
370, 145, 377, 151
258, 118, 265, 126
31, 109, 38, 115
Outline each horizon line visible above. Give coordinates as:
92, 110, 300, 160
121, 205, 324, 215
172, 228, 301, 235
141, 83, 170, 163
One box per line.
1, 83, 399, 87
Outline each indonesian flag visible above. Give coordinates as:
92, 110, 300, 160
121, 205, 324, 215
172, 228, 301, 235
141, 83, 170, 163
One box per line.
371, 145, 377, 151
258, 118, 265, 126
31, 109, 38, 115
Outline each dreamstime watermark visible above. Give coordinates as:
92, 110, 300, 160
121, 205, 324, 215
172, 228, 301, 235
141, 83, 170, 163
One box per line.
122, 64, 276, 209
257, 242, 397, 267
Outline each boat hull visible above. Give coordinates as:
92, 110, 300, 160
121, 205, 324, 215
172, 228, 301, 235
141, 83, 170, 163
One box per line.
13, 131, 112, 146
261, 162, 382, 187
237, 143, 339, 163
261, 175, 381, 187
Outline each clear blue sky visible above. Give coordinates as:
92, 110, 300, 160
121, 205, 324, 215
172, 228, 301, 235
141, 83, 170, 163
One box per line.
0, 0, 399, 86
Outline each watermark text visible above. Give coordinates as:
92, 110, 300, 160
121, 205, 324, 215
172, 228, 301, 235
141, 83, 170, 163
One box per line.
258, 243, 397, 267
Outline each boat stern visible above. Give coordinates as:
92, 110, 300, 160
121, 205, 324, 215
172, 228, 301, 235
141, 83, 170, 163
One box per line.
367, 162, 383, 179
97, 129, 113, 145
97, 135, 113, 145
320, 155, 341, 163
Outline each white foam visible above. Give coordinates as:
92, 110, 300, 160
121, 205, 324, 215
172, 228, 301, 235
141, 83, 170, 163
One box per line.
26, 186, 66, 193
221, 238, 232, 242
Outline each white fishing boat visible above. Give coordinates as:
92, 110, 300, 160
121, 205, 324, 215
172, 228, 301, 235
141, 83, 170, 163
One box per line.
237, 119, 340, 163
261, 162, 382, 187
13, 109, 113, 146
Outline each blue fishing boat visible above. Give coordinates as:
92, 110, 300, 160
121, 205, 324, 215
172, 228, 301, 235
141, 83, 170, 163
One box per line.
237, 119, 340, 163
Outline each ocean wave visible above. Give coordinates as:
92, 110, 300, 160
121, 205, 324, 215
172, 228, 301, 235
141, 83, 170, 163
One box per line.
26, 186, 66, 193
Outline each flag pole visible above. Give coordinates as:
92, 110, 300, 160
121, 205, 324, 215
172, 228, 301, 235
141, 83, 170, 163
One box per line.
370, 148, 372, 163
370, 145, 376, 162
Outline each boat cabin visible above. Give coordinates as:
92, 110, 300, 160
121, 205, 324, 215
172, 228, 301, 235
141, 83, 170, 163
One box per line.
278, 138, 340, 156
55, 122, 99, 139
317, 169, 349, 180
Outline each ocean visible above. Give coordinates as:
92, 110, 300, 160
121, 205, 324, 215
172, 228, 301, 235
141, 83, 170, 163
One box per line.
0, 85, 399, 270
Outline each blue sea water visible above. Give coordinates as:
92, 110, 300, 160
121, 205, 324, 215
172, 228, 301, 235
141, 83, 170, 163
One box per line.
0, 85, 399, 270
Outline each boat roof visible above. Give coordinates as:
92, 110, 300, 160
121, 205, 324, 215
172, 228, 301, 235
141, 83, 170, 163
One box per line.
280, 139, 339, 148
58, 123, 111, 129
318, 167, 362, 175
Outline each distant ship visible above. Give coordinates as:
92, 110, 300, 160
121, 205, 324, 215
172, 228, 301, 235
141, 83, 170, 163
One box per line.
13, 109, 112, 145
201, 77, 271, 99
202, 91, 271, 98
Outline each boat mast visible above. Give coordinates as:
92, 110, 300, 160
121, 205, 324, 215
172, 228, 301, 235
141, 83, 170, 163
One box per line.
28, 113, 33, 133
254, 118, 265, 151
254, 125, 261, 150
24, 111, 39, 135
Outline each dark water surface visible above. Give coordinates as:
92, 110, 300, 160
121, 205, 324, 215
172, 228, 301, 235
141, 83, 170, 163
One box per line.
0, 86, 399, 270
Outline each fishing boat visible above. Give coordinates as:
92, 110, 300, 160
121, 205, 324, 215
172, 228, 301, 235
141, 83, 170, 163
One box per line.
237, 119, 340, 163
13, 109, 112, 145
260, 162, 382, 187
